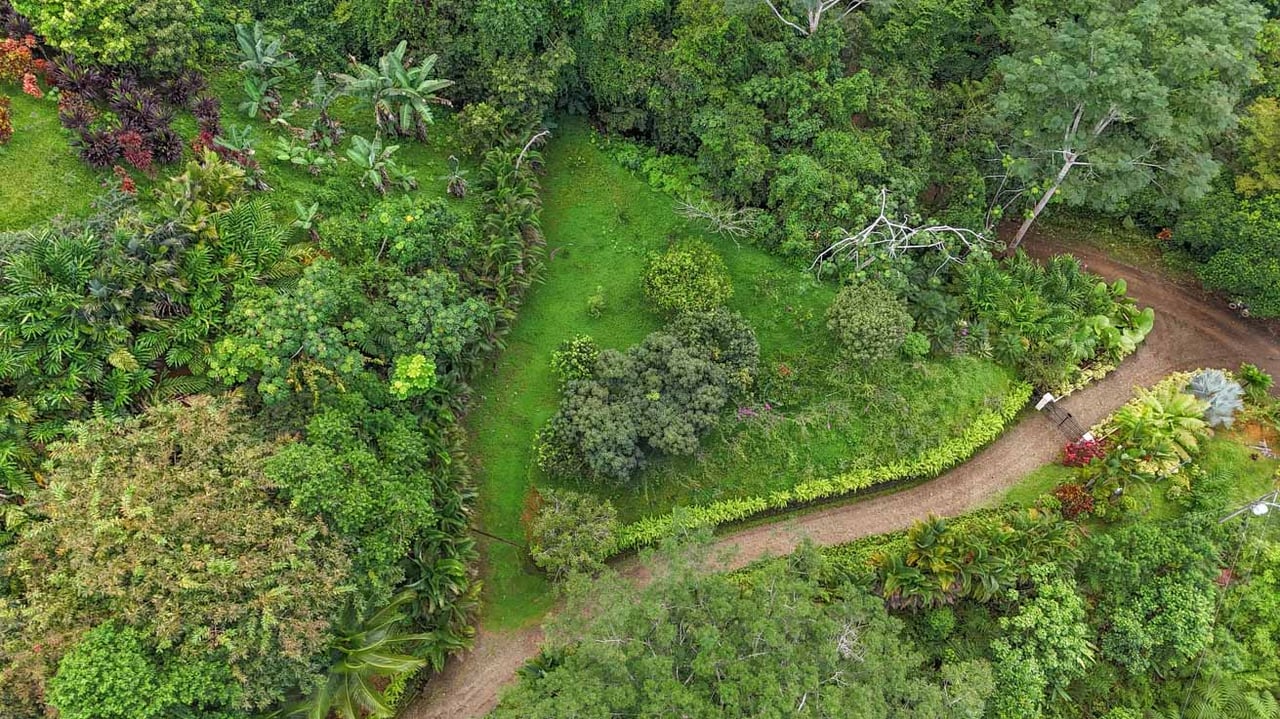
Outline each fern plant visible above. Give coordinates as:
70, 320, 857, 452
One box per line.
0, 198, 295, 512
1189, 369, 1245, 428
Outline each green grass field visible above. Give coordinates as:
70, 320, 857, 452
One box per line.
469, 119, 1013, 628
0, 86, 104, 231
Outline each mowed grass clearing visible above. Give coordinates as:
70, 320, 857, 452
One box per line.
469, 119, 1014, 628
0, 86, 104, 231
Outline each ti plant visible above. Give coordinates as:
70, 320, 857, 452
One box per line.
346, 135, 417, 194
335, 41, 453, 140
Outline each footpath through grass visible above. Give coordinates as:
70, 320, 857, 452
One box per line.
469, 120, 1013, 628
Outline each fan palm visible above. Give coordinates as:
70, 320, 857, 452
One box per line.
335, 42, 453, 140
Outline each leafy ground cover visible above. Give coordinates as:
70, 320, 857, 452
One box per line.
0, 85, 102, 230
0, 71, 470, 232
468, 119, 1014, 628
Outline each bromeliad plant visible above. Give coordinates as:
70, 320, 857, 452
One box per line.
335, 41, 453, 140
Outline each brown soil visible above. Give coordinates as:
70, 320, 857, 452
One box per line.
402, 231, 1280, 719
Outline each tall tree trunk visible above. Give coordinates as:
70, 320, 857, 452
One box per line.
1008, 151, 1077, 252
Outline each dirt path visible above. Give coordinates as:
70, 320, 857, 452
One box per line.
403, 235, 1280, 719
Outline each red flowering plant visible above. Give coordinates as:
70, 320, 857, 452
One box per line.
1063, 437, 1106, 467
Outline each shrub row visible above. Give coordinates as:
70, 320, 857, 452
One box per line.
615, 381, 1033, 551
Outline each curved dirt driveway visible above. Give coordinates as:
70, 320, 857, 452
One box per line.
403, 237, 1280, 719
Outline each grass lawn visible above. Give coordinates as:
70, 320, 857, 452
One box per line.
469, 118, 1014, 628
0, 86, 104, 231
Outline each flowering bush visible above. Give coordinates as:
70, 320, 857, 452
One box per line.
1052, 483, 1095, 519
1063, 437, 1106, 467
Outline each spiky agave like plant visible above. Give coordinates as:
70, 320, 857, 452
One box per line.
1188, 369, 1245, 428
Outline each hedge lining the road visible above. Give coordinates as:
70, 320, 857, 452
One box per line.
615, 381, 1034, 551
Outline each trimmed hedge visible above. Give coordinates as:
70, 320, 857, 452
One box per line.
615, 382, 1033, 551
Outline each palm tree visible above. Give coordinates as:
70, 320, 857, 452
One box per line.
335, 42, 453, 140
273, 591, 444, 719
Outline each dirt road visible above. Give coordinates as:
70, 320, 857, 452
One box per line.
403, 236, 1280, 719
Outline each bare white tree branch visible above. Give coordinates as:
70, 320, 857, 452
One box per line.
811, 189, 991, 275
761, 0, 868, 36
675, 198, 763, 243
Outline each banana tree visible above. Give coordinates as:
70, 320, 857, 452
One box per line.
335, 42, 453, 140
234, 22, 297, 77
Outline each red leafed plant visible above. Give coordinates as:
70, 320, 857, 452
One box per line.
0, 95, 12, 145
112, 165, 136, 195
117, 129, 153, 174
1063, 437, 1106, 467
0, 35, 37, 84
1052, 483, 1095, 520
21, 71, 42, 98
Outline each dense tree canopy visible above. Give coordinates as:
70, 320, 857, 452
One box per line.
997, 0, 1263, 247
0, 397, 351, 716
493, 544, 993, 718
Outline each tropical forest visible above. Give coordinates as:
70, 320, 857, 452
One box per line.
1, 0, 1280, 717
